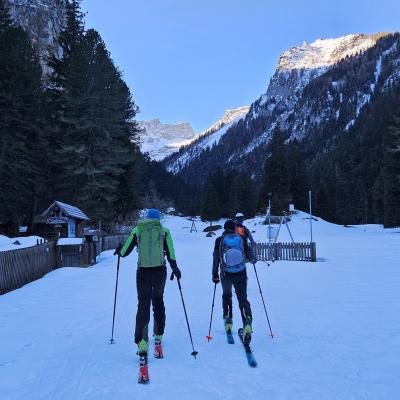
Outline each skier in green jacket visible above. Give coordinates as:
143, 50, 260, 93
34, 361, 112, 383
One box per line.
115, 208, 181, 360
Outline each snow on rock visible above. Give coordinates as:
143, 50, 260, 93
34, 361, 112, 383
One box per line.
1, 213, 399, 399
166, 106, 249, 173
138, 119, 196, 161
277, 34, 377, 72
196, 106, 250, 139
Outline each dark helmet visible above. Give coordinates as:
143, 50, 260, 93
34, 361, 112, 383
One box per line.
224, 219, 235, 232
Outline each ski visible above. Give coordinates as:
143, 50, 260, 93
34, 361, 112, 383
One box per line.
138, 352, 150, 384
154, 340, 164, 359
238, 328, 257, 368
226, 331, 235, 344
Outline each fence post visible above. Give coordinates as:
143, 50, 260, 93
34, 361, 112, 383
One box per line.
311, 242, 317, 262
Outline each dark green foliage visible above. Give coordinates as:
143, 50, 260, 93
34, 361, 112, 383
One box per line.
383, 116, 400, 227
0, 0, 179, 233
201, 178, 220, 223
145, 159, 200, 215
258, 128, 292, 214
197, 169, 258, 222
0, 0, 11, 33
286, 139, 308, 211
0, 0, 43, 231
51, 27, 140, 220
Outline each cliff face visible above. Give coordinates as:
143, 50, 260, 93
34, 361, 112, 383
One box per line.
5, 0, 67, 76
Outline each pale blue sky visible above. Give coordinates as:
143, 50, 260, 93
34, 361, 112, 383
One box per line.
82, 0, 400, 132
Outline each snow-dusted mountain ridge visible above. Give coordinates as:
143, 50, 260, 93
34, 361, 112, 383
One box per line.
164, 106, 249, 172
140, 106, 249, 162
277, 33, 379, 71
138, 119, 195, 161
164, 32, 400, 182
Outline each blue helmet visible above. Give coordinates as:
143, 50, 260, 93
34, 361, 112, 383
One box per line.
147, 208, 161, 220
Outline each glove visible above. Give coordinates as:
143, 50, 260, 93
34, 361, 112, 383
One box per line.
171, 265, 182, 280
212, 275, 220, 284
113, 243, 122, 256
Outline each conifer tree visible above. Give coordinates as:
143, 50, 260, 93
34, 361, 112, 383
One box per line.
286, 139, 308, 211
201, 178, 221, 223
49, 1, 140, 222
258, 128, 291, 214
0, 0, 43, 231
383, 115, 400, 227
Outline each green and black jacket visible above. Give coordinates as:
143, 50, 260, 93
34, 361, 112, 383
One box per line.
120, 225, 178, 269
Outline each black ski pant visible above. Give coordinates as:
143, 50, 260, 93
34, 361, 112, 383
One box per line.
135, 266, 167, 344
221, 269, 252, 325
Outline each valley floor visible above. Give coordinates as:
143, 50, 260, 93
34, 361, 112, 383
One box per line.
1, 213, 399, 399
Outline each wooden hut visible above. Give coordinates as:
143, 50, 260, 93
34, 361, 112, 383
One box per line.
34, 201, 89, 239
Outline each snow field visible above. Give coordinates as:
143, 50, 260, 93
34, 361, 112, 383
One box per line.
1, 212, 400, 399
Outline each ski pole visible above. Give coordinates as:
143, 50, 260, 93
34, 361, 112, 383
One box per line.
252, 263, 274, 338
171, 272, 198, 358
109, 254, 121, 344
206, 283, 217, 341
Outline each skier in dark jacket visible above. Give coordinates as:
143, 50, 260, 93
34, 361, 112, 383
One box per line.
234, 212, 257, 264
115, 208, 181, 359
212, 219, 253, 343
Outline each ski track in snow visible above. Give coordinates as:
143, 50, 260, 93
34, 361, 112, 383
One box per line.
1, 212, 400, 399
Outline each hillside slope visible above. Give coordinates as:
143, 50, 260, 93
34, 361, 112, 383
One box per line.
165, 33, 400, 183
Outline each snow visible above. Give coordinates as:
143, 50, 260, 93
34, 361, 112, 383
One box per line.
138, 119, 196, 161
42, 201, 89, 221
57, 238, 84, 246
0, 235, 45, 252
278, 34, 377, 72
345, 119, 355, 130
1, 212, 400, 399
166, 107, 249, 173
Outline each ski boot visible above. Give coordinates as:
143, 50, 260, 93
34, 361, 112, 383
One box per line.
243, 318, 252, 345
154, 335, 163, 359
137, 340, 149, 384
224, 316, 233, 335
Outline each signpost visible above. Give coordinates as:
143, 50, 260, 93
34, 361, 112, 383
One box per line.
46, 216, 68, 225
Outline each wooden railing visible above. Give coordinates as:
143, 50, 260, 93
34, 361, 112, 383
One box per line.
256, 242, 317, 262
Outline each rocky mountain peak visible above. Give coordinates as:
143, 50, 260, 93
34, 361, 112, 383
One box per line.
277, 33, 385, 72
138, 119, 195, 161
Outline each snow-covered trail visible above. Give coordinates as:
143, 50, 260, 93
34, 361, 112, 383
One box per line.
1, 213, 400, 399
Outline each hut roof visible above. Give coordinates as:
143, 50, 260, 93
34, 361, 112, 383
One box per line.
41, 201, 89, 221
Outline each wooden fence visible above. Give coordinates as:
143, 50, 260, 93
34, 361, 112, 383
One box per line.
0, 242, 57, 295
98, 235, 129, 253
0, 234, 130, 295
256, 242, 317, 262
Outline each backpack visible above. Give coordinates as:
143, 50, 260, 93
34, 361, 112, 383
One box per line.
137, 219, 165, 268
220, 233, 246, 273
